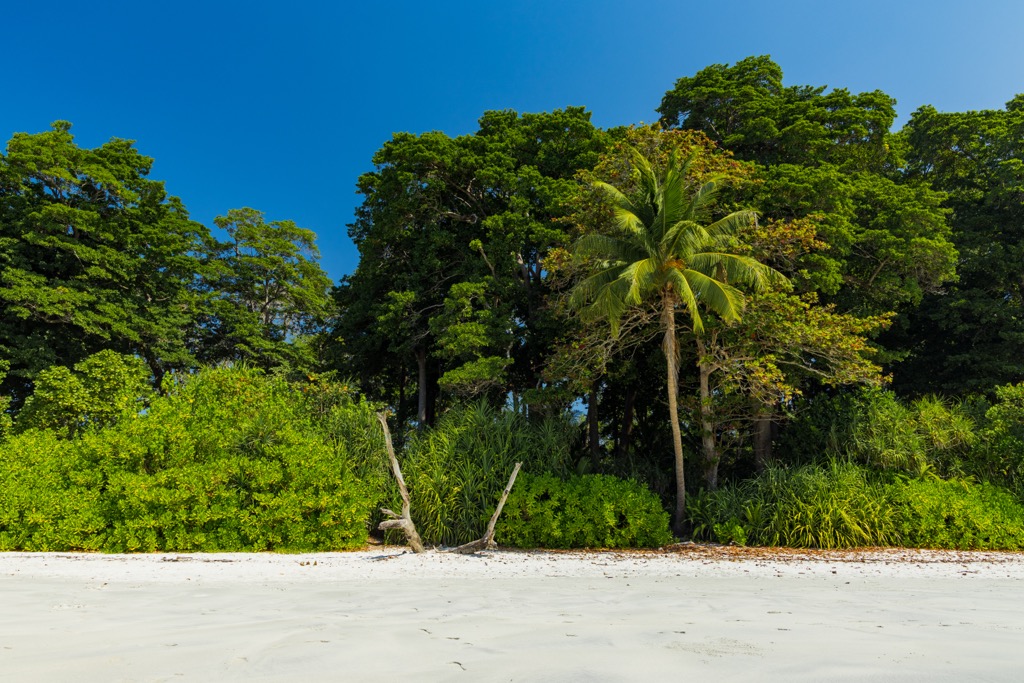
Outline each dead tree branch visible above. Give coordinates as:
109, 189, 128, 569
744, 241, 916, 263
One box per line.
376, 412, 425, 553
449, 462, 522, 554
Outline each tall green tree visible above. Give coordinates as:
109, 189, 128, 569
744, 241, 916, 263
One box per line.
0, 122, 211, 399
332, 108, 605, 425
894, 96, 1024, 394
197, 207, 335, 372
657, 54, 895, 172
569, 146, 778, 533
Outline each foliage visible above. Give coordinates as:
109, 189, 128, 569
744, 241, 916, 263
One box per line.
689, 461, 1024, 550
0, 429, 106, 551
0, 121, 212, 398
0, 361, 11, 443
895, 96, 1024, 394
499, 472, 672, 548
657, 55, 896, 172
331, 108, 606, 425
15, 351, 153, 438
888, 478, 1024, 550
970, 383, 1024, 496
0, 366, 383, 552
778, 389, 977, 477
400, 401, 577, 546
688, 461, 897, 549
197, 207, 336, 371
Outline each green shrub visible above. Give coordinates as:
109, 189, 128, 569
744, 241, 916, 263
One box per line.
971, 383, 1024, 496
689, 461, 1024, 550
688, 461, 897, 549
889, 478, 1024, 550
0, 429, 106, 551
0, 366, 382, 552
401, 401, 577, 546
779, 389, 977, 477
499, 473, 672, 548
15, 351, 153, 438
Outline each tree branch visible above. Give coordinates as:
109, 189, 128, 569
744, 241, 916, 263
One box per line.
448, 462, 522, 554
376, 412, 425, 553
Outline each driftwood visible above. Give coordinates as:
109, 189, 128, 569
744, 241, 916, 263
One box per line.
376, 412, 425, 553
448, 462, 522, 554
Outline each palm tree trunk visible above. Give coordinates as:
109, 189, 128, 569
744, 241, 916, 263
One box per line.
695, 336, 719, 490
662, 293, 686, 536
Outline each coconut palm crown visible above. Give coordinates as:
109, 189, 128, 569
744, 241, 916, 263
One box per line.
569, 146, 783, 534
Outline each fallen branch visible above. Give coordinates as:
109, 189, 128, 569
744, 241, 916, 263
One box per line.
449, 462, 522, 554
376, 412, 425, 553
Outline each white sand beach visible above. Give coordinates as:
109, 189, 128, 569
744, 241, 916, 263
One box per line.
2, 546, 1023, 681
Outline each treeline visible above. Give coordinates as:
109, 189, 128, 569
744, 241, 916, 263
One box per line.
2, 55, 1024, 549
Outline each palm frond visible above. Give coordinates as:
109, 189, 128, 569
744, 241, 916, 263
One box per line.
569, 266, 623, 309
592, 181, 646, 234
620, 257, 658, 306
683, 269, 745, 322
704, 210, 758, 241
687, 179, 720, 220
572, 233, 648, 264
664, 220, 710, 258
665, 268, 703, 334
689, 252, 784, 292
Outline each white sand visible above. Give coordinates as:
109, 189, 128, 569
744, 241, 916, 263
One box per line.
2, 547, 1023, 681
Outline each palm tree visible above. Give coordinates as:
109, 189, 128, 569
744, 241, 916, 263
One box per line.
570, 147, 780, 534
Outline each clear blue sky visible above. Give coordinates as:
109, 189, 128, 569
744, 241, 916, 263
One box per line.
5, 0, 1023, 281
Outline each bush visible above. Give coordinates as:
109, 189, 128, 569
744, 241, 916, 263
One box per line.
889, 478, 1024, 550
499, 473, 672, 548
0, 366, 383, 552
971, 383, 1024, 497
778, 388, 977, 477
15, 351, 153, 438
688, 462, 897, 549
0, 429, 106, 551
400, 401, 577, 546
689, 461, 1024, 550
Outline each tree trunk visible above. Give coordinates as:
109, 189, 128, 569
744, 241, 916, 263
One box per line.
415, 347, 428, 428
662, 294, 686, 536
616, 387, 637, 458
588, 381, 600, 468
754, 411, 775, 472
695, 336, 719, 491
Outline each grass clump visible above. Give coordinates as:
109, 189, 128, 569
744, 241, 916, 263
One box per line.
689, 461, 1024, 550
688, 461, 896, 549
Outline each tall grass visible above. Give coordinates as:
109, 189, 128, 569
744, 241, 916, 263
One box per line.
401, 401, 577, 546
689, 461, 896, 548
689, 461, 1024, 550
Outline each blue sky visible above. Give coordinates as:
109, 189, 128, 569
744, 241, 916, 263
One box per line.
5, 0, 1023, 281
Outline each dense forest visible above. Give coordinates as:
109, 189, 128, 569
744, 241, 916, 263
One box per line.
2, 56, 1024, 551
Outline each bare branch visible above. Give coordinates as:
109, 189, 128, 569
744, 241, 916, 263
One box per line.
376, 412, 425, 553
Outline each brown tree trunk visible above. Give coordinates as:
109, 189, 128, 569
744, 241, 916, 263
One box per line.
588, 381, 600, 468
616, 387, 637, 458
695, 336, 719, 491
662, 294, 686, 536
416, 347, 428, 428
754, 411, 775, 472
